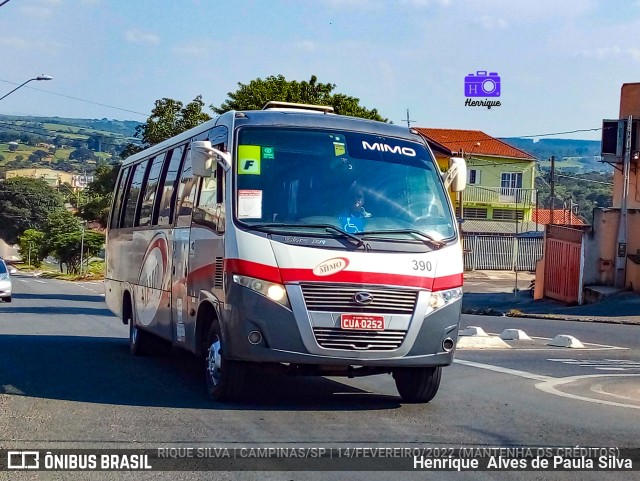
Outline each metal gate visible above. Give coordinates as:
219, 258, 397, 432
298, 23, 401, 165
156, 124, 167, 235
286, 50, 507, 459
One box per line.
463, 234, 543, 271
543, 225, 584, 304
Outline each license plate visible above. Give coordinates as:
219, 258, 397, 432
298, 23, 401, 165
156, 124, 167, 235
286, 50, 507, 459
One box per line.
340, 314, 384, 331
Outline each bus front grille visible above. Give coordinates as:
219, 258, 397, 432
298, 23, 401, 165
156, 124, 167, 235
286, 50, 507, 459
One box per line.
300, 283, 418, 315
312, 328, 406, 351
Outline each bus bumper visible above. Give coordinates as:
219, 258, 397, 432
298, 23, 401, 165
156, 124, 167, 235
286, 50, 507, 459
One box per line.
222, 286, 461, 368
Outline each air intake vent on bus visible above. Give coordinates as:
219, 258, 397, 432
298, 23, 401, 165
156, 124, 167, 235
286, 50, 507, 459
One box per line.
262, 101, 334, 114
214, 257, 224, 289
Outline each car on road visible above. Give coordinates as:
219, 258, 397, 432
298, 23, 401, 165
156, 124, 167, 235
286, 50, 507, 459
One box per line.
0, 259, 12, 302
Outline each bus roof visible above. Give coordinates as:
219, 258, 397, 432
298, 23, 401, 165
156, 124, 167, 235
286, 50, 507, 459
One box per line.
121, 108, 422, 166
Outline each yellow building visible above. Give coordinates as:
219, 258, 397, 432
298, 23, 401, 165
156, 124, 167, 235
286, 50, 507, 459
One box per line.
5, 168, 74, 188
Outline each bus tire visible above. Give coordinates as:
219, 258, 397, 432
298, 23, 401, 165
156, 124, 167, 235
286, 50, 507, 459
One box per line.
126, 304, 155, 356
205, 322, 247, 402
392, 366, 442, 403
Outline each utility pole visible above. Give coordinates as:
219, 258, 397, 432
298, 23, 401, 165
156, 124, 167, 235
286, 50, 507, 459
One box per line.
549, 156, 555, 225
615, 115, 632, 287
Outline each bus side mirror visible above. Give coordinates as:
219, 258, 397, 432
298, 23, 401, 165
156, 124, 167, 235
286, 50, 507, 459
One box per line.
191, 140, 231, 176
442, 157, 467, 192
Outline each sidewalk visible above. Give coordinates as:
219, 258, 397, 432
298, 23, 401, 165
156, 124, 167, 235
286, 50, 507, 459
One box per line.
462, 270, 640, 325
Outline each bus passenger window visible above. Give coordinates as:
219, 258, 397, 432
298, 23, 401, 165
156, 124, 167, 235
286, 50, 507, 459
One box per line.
157, 145, 185, 226
175, 153, 196, 227
138, 154, 165, 227
110, 166, 130, 229
122, 160, 149, 229
193, 164, 224, 231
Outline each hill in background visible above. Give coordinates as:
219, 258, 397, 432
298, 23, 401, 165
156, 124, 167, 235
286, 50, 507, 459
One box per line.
501, 137, 609, 173
0, 114, 142, 176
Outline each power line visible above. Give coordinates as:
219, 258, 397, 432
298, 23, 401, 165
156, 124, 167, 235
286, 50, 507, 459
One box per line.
517, 128, 603, 138
0, 78, 148, 117
555, 173, 613, 185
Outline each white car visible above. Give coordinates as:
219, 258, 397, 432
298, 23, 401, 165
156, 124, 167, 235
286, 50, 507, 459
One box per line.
0, 259, 12, 303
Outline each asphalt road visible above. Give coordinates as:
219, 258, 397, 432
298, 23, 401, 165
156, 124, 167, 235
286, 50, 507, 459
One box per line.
1, 273, 639, 481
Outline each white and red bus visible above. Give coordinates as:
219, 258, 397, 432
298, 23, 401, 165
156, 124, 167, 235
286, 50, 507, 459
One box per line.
105, 102, 466, 403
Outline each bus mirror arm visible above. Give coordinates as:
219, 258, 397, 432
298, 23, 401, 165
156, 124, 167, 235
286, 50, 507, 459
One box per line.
192, 140, 231, 176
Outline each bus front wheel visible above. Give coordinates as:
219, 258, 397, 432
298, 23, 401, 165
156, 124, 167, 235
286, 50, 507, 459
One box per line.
392, 366, 442, 403
205, 322, 247, 402
127, 307, 155, 356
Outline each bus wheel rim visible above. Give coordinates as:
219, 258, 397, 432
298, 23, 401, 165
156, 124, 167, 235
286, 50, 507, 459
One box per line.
207, 337, 222, 386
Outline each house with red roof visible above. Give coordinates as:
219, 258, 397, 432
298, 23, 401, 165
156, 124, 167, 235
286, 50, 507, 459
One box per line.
415, 128, 539, 234
532, 208, 587, 226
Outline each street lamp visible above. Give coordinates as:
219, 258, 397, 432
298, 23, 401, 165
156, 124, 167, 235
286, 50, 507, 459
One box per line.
0, 75, 53, 101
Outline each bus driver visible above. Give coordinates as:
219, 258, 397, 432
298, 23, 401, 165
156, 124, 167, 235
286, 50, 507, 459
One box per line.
338, 183, 371, 233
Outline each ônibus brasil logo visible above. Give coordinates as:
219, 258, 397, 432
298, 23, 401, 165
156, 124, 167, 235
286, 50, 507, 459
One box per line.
464, 70, 501, 110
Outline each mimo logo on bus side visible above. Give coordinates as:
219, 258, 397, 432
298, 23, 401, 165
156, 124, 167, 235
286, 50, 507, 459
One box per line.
362, 141, 416, 157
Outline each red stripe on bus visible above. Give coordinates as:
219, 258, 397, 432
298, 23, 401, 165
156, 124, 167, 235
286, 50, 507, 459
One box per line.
224, 259, 463, 290
224, 258, 283, 283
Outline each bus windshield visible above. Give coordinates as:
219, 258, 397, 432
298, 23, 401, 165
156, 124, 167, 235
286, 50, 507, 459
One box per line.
234, 127, 456, 241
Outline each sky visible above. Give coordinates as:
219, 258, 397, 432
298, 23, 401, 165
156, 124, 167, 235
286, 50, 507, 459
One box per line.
1, 0, 640, 141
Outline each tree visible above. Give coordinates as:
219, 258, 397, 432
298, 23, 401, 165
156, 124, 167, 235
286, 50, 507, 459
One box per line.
41, 210, 105, 273
212, 75, 387, 121
79, 163, 121, 226
136, 95, 212, 147
69, 147, 97, 161
0, 177, 64, 244
17, 229, 45, 267
28, 149, 50, 163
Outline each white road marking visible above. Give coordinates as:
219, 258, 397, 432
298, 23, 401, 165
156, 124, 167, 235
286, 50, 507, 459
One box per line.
455, 359, 640, 410
33, 280, 47, 284
547, 359, 640, 371
453, 359, 553, 382
590, 383, 636, 401
536, 374, 640, 410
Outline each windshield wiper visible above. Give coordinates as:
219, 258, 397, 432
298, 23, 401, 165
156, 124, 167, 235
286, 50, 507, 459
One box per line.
249, 223, 365, 248
362, 229, 445, 249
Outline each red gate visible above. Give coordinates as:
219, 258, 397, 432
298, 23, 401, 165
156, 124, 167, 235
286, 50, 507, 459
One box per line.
544, 226, 584, 304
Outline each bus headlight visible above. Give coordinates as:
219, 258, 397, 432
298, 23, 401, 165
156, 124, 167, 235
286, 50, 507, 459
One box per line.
428, 287, 463, 310
232, 274, 290, 308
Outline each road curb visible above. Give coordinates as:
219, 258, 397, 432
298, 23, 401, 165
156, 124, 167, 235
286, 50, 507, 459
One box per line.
462, 306, 640, 326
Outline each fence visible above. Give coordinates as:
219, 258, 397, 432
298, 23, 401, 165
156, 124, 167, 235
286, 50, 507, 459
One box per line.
462, 234, 543, 271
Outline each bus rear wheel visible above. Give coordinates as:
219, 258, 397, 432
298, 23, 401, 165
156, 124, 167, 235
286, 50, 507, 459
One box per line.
205, 322, 247, 402
392, 366, 442, 403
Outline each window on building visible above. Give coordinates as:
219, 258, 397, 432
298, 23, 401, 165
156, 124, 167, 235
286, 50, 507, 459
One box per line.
492, 209, 524, 220
468, 169, 481, 185
460, 207, 488, 219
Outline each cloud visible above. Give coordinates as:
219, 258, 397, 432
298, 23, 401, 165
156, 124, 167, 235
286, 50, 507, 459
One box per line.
321, 0, 384, 10
295, 40, 317, 52
576, 46, 640, 62
20, 5, 53, 18
125, 29, 160, 45
474, 15, 508, 29
171, 41, 219, 56
0, 36, 61, 53
401, 0, 451, 6
462, 0, 595, 22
